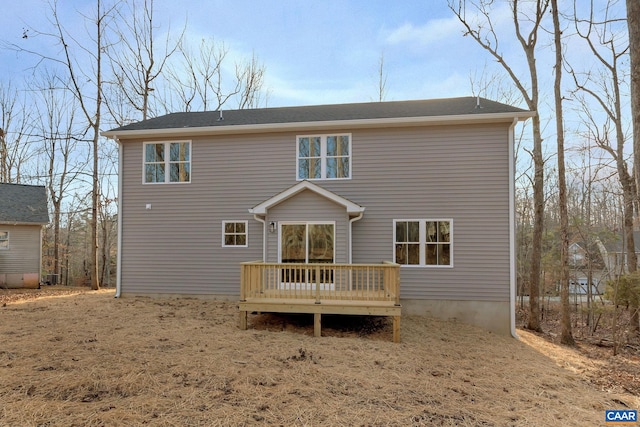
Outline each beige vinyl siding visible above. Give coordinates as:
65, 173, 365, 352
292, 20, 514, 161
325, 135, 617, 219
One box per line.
265, 190, 349, 264
0, 225, 42, 275
119, 123, 512, 301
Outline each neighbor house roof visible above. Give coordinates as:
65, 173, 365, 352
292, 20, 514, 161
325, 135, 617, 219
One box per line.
600, 231, 640, 253
0, 183, 49, 224
103, 97, 535, 139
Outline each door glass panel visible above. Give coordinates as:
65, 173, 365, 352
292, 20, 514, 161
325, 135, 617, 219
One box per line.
308, 224, 334, 264
280, 224, 306, 263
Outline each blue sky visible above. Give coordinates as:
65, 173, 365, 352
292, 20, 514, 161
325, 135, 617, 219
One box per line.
0, 0, 519, 109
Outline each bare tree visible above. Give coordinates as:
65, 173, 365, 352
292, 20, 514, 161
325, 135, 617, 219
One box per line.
0, 83, 34, 183
377, 52, 388, 102
10, 0, 121, 289
551, 0, 574, 345
161, 37, 267, 112
108, 0, 183, 122
236, 52, 268, 109
569, 1, 635, 331
629, 0, 640, 205
449, 0, 550, 332
35, 71, 86, 287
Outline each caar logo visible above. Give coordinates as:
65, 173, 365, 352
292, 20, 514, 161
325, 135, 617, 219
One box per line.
606, 410, 638, 425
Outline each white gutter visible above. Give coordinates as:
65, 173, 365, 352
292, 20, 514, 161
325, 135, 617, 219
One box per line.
348, 212, 364, 264
101, 111, 536, 139
115, 137, 123, 298
509, 117, 519, 339
253, 214, 267, 262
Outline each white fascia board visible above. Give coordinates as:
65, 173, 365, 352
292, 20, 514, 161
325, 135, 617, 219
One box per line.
101, 111, 536, 140
249, 181, 365, 215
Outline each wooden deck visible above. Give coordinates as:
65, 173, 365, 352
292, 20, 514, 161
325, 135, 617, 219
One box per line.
239, 261, 402, 342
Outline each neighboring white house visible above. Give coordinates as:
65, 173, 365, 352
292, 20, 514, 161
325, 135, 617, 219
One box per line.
103, 97, 534, 336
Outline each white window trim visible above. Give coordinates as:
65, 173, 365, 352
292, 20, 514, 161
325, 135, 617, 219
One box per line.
393, 219, 453, 268
222, 220, 248, 248
142, 140, 192, 184
296, 133, 352, 181
277, 221, 336, 263
0, 231, 8, 250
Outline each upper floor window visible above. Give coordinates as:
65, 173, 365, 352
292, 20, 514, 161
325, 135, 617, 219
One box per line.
0, 231, 8, 250
144, 141, 191, 184
297, 134, 350, 180
394, 219, 452, 267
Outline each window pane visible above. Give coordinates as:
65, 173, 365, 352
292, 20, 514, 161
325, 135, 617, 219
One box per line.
407, 244, 419, 264
145, 143, 164, 162
0, 231, 8, 249
339, 135, 349, 155
396, 222, 407, 242
170, 163, 190, 182
225, 235, 235, 246
327, 136, 337, 156
310, 137, 321, 157
145, 164, 164, 183
236, 235, 246, 246
439, 221, 450, 242
170, 142, 190, 161
299, 137, 309, 157
309, 159, 320, 179
426, 244, 437, 265
426, 221, 437, 242
224, 223, 235, 233
439, 244, 451, 265
298, 159, 309, 179
236, 222, 245, 233
395, 244, 407, 264
326, 158, 337, 178
408, 221, 419, 242
338, 158, 349, 178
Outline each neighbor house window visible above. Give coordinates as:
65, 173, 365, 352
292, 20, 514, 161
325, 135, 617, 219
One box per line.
297, 134, 350, 180
144, 141, 191, 183
0, 231, 8, 250
394, 220, 452, 266
222, 221, 248, 247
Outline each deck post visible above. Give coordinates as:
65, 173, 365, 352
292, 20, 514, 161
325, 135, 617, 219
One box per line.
239, 310, 248, 330
393, 315, 401, 343
314, 312, 322, 337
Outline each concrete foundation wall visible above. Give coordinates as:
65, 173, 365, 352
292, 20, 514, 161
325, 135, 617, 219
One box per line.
401, 299, 511, 336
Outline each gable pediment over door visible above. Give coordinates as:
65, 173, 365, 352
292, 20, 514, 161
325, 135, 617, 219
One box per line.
248, 180, 365, 217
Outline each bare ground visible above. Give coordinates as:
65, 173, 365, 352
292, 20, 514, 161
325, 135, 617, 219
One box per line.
0, 287, 637, 426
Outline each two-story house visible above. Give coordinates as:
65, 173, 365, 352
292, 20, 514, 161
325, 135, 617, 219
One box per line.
103, 97, 533, 337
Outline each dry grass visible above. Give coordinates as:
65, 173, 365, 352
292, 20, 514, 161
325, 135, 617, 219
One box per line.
0, 288, 637, 426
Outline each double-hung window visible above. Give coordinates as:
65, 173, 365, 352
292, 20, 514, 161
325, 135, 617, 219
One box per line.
0, 231, 8, 250
297, 134, 350, 180
144, 141, 191, 184
394, 219, 452, 266
222, 221, 248, 247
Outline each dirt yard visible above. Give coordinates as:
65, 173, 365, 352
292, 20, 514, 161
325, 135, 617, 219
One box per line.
1, 287, 637, 426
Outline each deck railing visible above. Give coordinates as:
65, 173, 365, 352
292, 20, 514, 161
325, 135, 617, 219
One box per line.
240, 261, 400, 305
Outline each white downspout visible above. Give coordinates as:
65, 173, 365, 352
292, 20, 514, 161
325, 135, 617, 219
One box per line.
115, 137, 123, 298
348, 211, 364, 263
509, 117, 518, 338
253, 214, 266, 262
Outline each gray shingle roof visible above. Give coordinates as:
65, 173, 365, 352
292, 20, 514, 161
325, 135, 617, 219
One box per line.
107, 97, 530, 133
0, 183, 49, 224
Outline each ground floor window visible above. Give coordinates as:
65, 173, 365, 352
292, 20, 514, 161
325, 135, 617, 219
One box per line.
0, 231, 8, 249
222, 221, 248, 247
394, 219, 452, 266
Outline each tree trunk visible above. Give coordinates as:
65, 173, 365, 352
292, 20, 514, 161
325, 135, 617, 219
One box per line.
552, 0, 574, 345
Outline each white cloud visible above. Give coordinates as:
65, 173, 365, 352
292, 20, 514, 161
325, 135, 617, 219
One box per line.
385, 18, 463, 46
